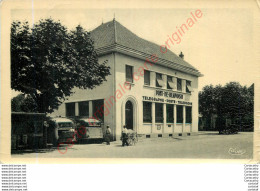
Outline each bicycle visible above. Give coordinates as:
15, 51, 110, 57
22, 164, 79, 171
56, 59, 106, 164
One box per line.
126, 132, 138, 146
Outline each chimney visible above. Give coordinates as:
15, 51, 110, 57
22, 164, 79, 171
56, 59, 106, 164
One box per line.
179, 52, 184, 59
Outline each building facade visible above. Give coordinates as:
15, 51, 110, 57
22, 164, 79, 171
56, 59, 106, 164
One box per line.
51, 19, 203, 140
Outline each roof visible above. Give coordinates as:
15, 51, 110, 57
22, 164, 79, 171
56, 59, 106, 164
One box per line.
79, 118, 101, 123
51, 117, 74, 123
12, 112, 45, 115
90, 19, 202, 77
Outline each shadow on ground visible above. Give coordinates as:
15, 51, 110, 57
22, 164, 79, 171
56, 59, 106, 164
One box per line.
11, 144, 72, 155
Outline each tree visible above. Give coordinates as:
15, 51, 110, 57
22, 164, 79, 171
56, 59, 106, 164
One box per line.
11, 18, 110, 113
199, 84, 221, 130
11, 94, 38, 112
199, 82, 254, 133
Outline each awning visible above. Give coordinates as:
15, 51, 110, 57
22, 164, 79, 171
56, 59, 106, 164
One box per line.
186, 83, 194, 92
168, 80, 177, 89
156, 78, 164, 87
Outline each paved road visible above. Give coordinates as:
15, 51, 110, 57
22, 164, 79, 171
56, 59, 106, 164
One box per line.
12, 132, 253, 159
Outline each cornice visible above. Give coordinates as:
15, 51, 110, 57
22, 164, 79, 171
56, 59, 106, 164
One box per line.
95, 44, 203, 77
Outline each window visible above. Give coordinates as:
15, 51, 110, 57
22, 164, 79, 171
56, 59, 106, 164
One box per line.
167, 76, 176, 89
186, 106, 192, 123
177, 78, 182, 91
155, 103, 163, 123
144, 70, 150, 86
78, 101, 89, 117
126, 65, 133, 83
66, 102, 75, 117
92, 99, 104, 122
186, 80, 193, 93
166, 104, 174, 123
143, 102, 152, 123
156, 73, 164, 87
176, 105, 183, 123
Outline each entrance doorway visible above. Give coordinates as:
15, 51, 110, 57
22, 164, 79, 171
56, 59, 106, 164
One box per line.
125, 101, 133, 130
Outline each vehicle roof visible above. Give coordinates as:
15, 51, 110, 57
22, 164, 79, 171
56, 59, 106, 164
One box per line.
51, 117, 74, 123
78, 118, 101, 123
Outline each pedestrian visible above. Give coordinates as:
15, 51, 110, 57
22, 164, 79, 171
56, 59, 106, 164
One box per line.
105, 125, 111, 145
122, 125, 129, 146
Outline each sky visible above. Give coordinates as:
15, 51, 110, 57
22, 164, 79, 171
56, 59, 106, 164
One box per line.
10, 3, 258, 96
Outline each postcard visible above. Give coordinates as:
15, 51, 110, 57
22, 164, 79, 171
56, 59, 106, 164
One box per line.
1, 0, 259, 164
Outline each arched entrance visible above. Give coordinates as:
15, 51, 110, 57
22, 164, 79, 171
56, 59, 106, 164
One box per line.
125, 101, 133, 130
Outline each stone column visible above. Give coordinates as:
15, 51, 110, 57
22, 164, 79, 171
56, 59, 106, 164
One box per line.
173, 104, 176, 133
163, 103, 166, 133
150, 72, 156, 87
190, 107, 193, 132
183, 105, 186, 133
182, 79, 186, 93
89, 101, 93, 117
173, 77, 177, 91
152, 102, 155, 133
75, 102, 79, 116
162, 74, 167, 89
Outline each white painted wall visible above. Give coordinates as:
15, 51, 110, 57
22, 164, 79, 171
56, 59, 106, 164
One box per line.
51, 51, 199, 140
114, 52, 199, 138
51, 53, 116, 139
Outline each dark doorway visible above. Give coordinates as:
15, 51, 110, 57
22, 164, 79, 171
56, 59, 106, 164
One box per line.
125, 101, 133, 130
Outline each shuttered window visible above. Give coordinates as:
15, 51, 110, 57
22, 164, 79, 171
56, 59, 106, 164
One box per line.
156, 73, 164, 87
78, 101, 89, 117
144, 70, 150, 86
126, 65, 133, 83
166, 104, 174, 123
167, 76, 177, 89
143, 102, 152, 123
186, 80, 193, 93
155, 103, 163, 123
186, 106, 192, 123
92, 99, 104, 122
177, 78, 182, 91
66, 102, 75, 117
177, 105, 183, 123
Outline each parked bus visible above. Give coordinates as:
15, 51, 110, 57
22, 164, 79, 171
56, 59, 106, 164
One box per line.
74, 117, 104, 142
48, 117, 77, 145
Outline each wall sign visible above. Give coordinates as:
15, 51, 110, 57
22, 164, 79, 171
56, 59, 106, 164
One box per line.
155, 90, 184, 99
157, 125, 161, 130
178, 101, 192, 106
142, 96, 192, 106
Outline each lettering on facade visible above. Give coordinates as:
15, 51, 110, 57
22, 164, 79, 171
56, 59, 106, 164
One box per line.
143, 96, 192, 106
143, 96, 164, 102
178, 101, 192, 106
155, 90, 184, 99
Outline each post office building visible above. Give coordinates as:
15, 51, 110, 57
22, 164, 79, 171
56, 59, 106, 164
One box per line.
52, 19, 203, 140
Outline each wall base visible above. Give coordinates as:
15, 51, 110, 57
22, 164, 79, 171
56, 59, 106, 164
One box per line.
137, 132, 197, 139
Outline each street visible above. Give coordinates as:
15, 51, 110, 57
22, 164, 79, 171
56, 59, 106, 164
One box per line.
12, 132, 253, 159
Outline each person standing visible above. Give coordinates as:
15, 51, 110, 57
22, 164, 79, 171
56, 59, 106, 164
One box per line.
105, 125, 111, 145
122, 125, 129, 146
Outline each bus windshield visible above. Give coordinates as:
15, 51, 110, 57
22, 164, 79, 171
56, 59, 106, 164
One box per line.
83, 121, 101, 127
58, 122, 73, 128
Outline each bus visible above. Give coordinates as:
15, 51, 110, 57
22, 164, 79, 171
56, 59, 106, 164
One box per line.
74, 117, 104, 142
48, 117, 77, 145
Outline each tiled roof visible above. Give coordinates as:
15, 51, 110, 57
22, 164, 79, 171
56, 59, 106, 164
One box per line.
90, 19, 201, 76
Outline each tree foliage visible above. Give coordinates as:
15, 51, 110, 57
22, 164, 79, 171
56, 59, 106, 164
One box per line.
199, 82, 254, 132
11, 18, 110, 113
11, 94, 38, 112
